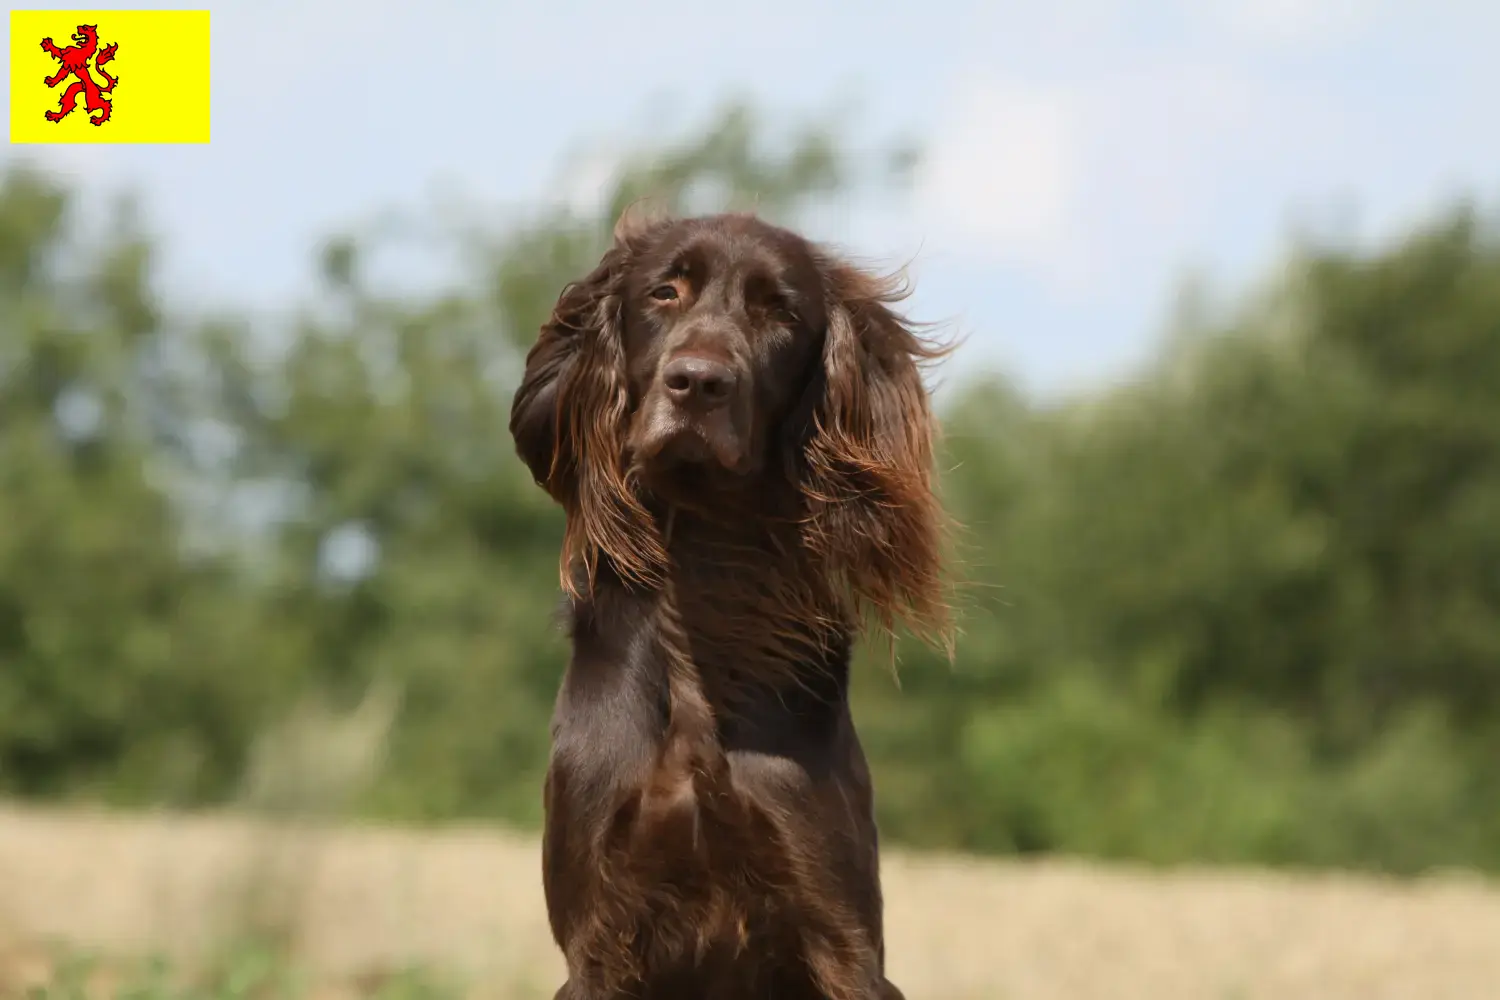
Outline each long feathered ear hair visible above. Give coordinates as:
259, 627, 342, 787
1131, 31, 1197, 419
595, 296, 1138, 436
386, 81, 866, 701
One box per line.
798, 256, 956, 656
509, 206, 671, 597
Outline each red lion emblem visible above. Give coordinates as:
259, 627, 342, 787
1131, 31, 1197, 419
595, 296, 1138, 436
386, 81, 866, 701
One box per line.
40, 24, 119, 126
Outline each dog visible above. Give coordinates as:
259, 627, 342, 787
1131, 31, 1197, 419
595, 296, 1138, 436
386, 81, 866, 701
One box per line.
509, 208, 952, 999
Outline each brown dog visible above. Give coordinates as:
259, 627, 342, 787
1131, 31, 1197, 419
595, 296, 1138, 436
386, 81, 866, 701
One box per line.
509, 210, 952, 999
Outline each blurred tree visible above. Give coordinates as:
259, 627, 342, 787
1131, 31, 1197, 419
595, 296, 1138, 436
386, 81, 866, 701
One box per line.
914, 205, 1500, 870
0, 166, 302, 802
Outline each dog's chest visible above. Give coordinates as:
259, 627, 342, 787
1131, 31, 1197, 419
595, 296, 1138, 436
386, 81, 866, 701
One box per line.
613, 750, 822, 994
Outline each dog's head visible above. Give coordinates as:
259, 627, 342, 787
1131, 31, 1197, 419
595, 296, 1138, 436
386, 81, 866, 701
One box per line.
510, 210, 951, 643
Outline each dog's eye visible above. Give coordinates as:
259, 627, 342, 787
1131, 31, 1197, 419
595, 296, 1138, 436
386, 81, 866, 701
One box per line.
649, 284, 679, 302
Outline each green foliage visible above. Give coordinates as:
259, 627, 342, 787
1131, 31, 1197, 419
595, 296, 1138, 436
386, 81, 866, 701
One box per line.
2, 101, 1499, 875
0, 168, 302, 806
865, 202, 1500, 873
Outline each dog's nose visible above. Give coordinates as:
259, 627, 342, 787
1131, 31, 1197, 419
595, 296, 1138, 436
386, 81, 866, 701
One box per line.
662, 355, 736, 410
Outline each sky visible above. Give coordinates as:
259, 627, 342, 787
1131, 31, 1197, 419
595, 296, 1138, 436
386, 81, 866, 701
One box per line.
4, 0, 1497, 399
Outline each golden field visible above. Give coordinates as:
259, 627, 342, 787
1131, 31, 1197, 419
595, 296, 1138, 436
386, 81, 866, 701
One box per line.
1, 804, 1497, 999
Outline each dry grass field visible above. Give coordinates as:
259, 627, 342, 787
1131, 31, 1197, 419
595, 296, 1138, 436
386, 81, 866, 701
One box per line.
1, 803, 1498, 999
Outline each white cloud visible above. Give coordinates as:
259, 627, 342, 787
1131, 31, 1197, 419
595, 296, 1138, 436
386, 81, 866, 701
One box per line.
1202, 0, 1373, 47
558, 145, 626, 218
914, 57, 1290, 295
913, 77, 1082, 278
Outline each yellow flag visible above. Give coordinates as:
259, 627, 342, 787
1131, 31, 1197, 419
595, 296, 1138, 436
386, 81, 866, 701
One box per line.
9, 9, 211, 144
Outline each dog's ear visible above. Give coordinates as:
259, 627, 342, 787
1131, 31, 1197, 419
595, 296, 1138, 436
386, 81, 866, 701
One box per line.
799, 259, 954, 651
509, 213, 669, 595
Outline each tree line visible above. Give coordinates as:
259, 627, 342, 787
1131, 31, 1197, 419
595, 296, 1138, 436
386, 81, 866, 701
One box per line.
2, 103, 1497, 874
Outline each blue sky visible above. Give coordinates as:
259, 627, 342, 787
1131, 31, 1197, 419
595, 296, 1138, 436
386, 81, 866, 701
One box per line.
5, 0, 1497, 398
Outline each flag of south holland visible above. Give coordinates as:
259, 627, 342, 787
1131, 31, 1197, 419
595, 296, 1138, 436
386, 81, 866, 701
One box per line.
9, 9, 211, 143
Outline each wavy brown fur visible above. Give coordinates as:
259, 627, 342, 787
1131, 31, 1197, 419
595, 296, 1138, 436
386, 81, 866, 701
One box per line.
511, 225, 669, 595
801, 258, 955, 655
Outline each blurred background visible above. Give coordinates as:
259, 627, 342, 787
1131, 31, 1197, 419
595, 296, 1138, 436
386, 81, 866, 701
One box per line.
3, 1, 1500, 998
